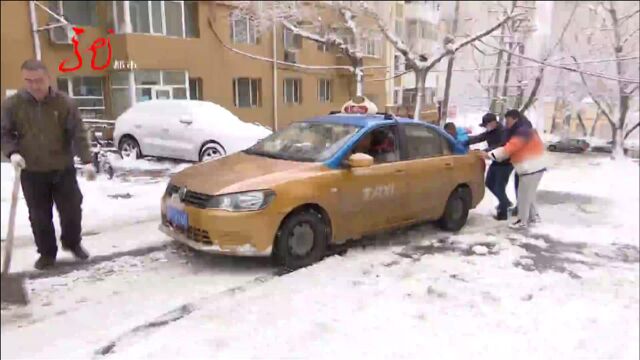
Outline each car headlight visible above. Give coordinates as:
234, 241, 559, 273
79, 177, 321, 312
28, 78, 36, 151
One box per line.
206, 190, 275, 212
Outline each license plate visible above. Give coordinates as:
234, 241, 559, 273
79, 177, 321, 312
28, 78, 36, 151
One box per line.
167, 206, 188, 229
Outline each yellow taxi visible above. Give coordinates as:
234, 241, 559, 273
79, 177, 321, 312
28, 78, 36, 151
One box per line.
160, 97, 485, 268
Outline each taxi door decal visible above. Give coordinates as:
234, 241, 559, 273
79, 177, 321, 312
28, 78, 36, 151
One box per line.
363, 183, 395, 201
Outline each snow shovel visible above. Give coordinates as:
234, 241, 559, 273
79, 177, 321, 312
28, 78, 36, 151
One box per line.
1, 167, 29, 305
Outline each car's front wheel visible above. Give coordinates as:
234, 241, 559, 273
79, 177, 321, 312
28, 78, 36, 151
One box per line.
199, 142, 226, 162
273, 209, 329, 270
119, 136, 142, 160
438, 187, 471, 231
548, 145, 557, 152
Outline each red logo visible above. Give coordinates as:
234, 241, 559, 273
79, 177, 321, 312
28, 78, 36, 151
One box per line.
58, 27, 113, 73
344, 105, 368, 114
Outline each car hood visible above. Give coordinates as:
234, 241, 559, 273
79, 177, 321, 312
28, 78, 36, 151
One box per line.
169, 152, 322, 195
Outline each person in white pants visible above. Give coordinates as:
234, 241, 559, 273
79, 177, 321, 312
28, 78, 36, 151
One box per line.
483, 109, 547, 230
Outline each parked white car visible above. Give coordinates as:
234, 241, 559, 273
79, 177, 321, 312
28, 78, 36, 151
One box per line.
113, 100, 272, 162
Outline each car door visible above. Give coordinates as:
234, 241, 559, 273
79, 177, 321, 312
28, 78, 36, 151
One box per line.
141, 102, 179, 158
336, 125, 410, 234
400, 124, 457, 220
165, 106, 203, 161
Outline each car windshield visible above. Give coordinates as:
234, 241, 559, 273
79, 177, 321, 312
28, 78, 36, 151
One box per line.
244, 122, 361, 162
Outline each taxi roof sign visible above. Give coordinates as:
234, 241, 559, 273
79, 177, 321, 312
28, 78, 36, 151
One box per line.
341, 96, 378, 115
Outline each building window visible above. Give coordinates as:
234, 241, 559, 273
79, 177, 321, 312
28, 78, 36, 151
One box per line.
231, 13, 258, 44
364, 39, 379, 57
134, 70, 188, 101
189, 77, 202, 100
394, 53, 405, 73
122, 1, 196, 38
50, 1, 98, 27
318, 79, 332, 103
57, 77, 105, 119
233, 78, 262, 108
284, 78, 302, 104
284, 28, 302, 50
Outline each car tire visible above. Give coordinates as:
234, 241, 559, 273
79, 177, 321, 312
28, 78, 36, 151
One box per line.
548, 145, 556, 151
438, 187, 471, 232
199, 142, 226, 162
273, 209, 329, 270
119, 136, 142, 160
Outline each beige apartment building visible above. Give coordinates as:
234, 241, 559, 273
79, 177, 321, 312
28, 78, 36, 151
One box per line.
0, 1, 391, 131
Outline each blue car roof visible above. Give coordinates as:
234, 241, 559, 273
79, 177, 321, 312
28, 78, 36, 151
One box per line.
303, 114, 429, 129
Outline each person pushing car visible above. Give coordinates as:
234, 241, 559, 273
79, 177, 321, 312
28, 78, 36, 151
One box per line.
1, 59, 96, 270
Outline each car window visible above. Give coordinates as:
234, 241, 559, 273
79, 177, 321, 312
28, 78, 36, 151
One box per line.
403, 124, 447, 160
245, 122, 360, 162
349, 125, 400, 164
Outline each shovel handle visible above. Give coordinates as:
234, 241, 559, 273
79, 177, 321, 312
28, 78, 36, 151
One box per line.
2, 167, 21, 275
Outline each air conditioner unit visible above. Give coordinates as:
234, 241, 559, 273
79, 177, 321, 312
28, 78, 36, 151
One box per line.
48, 23, 73, 45
284, 49, 298, 64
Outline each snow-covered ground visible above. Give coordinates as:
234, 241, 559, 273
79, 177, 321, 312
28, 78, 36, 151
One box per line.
1, 153, 638, 359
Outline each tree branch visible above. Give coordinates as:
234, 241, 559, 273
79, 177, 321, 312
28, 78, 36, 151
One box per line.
571, 55, 615, 125
207, 18, 352, 71
618, 8, 640, 25
424, 12, 522, 71
480, 39, 640, 83
621, 28, 640, 47
625, 122, 639, 139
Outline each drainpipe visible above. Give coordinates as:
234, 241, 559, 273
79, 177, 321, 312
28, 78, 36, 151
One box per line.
272, 21, 278, 131
122, 1, 135, 106
29, 1, 42, 60
122, 0, 133, 33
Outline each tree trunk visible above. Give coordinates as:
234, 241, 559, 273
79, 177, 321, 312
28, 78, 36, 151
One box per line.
413, 69, 427, 121
354, 58, 364, 97
576, 111, 588, 137
440, 56, 455, 126
550, 98, 561, 134
490, 24, 506, 113
520, 66, 544, 115
499, 44, 513, 122
590, 110, 602, 137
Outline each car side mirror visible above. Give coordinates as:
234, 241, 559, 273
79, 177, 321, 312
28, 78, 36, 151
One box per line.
179, 116, 193, 125
347, 153, 374, 168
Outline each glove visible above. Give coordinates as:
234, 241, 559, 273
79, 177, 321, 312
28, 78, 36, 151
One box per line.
10, 153, 26, 170
82, 163, 97, 181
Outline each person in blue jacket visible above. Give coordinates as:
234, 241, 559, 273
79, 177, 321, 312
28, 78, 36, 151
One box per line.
444, 122, 470, 150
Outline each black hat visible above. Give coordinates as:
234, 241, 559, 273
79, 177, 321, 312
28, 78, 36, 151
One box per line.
480, 113, 497, 127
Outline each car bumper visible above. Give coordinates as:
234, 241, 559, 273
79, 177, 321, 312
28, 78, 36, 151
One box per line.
160, 196, 281, 256
159, 224, 272, 256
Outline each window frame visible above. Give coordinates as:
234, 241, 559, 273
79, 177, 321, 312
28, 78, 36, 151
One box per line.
57, 76, 106, 119
318, 79, 332, 103
51, 1, 98, 27
117, 1, 192, 38
231, 13, 258, 44
284, 78, 302, 105
401, 124, 451, 160
233, 77, 262, 108
342, 124, 401, 166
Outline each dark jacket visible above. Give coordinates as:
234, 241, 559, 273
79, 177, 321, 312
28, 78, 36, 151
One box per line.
467, 122, 511, 165
1, 88, 92, 171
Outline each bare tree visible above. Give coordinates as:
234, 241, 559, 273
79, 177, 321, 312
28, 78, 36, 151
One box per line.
361, 3, 522, 120
440, 1, 460, 124
571, 1, 640, 158
233, 1, 385, 97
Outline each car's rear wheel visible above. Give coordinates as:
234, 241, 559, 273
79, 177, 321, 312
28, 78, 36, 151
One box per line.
199, 142, 226, 162
274, 209, 329, 270
119, 136, 142, 160
438, 187, 471, 232
548, 145, 557, 151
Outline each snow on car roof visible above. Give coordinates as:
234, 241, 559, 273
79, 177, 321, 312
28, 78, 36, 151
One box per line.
133, 99, 242, 122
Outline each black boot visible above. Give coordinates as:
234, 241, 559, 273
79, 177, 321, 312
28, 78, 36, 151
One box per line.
511, 206, 518, 217
66, 245, 90, 260
34, 255, 56, 270
494, 209, 508, 221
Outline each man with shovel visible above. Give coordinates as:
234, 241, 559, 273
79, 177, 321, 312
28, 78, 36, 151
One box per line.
1, 59, 96, 270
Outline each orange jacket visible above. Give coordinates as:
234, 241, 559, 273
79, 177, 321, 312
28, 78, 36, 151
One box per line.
489, 128, 546, 175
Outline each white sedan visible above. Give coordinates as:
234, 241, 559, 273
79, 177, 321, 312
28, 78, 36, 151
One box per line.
113, 100, 272, 162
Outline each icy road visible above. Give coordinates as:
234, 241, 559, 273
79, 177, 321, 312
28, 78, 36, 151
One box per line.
1, 153, 638, 359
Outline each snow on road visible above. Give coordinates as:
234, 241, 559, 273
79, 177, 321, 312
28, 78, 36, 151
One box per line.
1, 153, 638, 359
